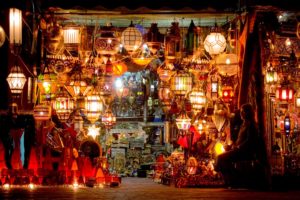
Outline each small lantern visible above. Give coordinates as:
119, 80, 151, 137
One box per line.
221, 85, 234, 103
189, 88, 206, 113
211, 76, 219, 100
33, 104, 51, 121
204, 29, 226, 56
6, 65, 26, 94
131, 43, 154, 67
158, 84, 173, 114
157, 63, 175, 83
87, 124, 100, 140
101, 108, 116, 129
284, 115, 291, 136
265, 62, 278, 84
276, 86, 294, 101
121, 21, 143, 53
85, 87, 104, 123
176, 110, 191, 132
37, 65, 57, 101
165, 22, 181, 60
9, 8, 22, 46
170, 71, 192, 97
53, 87, 74, 122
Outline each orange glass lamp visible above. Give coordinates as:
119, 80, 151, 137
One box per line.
6, 65, 26, 95
53, 87, 74, 122
66, 70, 91, 99
221, 85, 234, 103
189, 88, 206, 114
276, 86, 294, 101
85, 87, 104, 123
176, 110, 191, 132
131, 43, 154, 67
170, 71, 193, 97
101, 108, 116, 129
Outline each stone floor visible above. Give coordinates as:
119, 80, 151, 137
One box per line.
0, 177, 300, 200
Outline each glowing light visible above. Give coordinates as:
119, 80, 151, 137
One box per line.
115, 78, 123, 89
3, 183, 10, 190
28, 183, 35, 190
215, 142, 225, 156
87, 124, 100, 140
73, 182, 79, 189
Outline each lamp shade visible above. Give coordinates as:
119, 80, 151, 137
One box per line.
204, 32, 226, 55
6, 65, 26, 94
9, 8, 22, 45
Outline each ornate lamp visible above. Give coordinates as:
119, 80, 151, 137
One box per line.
215, 53, 239, 76
85, 87, 104, 123
295, 90, 300, 108
9, 8, 22, 46
211, 76, 219, 101
53, 87, 74, 122
158, 84, 173, 114
276, 86, 294, 101
176, 110, 191, 133
33, 104, 52, 121
37, 65, 57, 101
165, 22, 181, 60
170, 71, 193, 97
121, 21, 143, 53
157, 62, 175, 84
131, 43, 154, 68
188, 88, 206, 114
65, 69, 91, 99
204, 27, 226, 56
6, 65, 26, 95
101, 108, 116, 129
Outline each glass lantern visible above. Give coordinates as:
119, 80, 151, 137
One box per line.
6, 65, 26, 94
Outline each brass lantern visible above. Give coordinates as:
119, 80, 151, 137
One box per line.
157, 62, 175, 83
53, 87, 74, 122
204, 28, 226, 56
176, 110, 191, 132
66, 69, 91, 99
165, 22, 181, 60
170, 71, 192, 97
37, 65, 57, 101
85, 87, 104, 123
6, 65, 26, 94
158, 84, 173, 114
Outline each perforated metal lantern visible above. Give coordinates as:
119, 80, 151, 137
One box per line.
101, 108, 116, 129
85, 87, 104, 123
53, 87, 74, 122
6, 65, 26, 94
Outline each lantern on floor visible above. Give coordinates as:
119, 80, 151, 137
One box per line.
176, 110, 191, 132
221, 85, 234, 103
63, 26, 80, 52
170, 71, 192, 97
9, 8, 22, 46
37, 65, 57, 101
101, 108, 116, 129
121, 21, 143, 53
265, 62, 278, 84
204, 27, 226, 56
6, 65, 26, 94
33, 104, 52, 121
53, 87, 74, 122
188, 88, 206, 114
85, 87, 104, 123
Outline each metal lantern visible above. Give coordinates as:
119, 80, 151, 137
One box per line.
157, 63, 175, 83
170, 71, 192, 97
189, 88, 206, 113
66, 70, 91, 99
204, 31, 226, 56
215, 53, 239, 76
6, 65, 26, 94
295, 91, 300, 108
221, 85, 234, 103
165, 22, 181, 60
85, 87, 104, 123
176, 110, 191, 131
33, 104, 52, 121
101, 108, 116, 129
54, 87, 74, 122
9, 8, 22, 46
63, 26, 80, 52
121, 21, 143, 52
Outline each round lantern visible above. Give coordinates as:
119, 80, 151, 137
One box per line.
6, 65, 26, 94
188, 88, 206, 113
53, 87, 74, 122
170, 71, 193, 97
33, 104, 52, 121
176, 110, 191, 131
204, 31, 226, 56
221, 85, 234, 103
215, 53, 239, 76
276, 86, 294, 101
85, 88, 104, 123
101, 108, 116, 129
121, 21, 143, 52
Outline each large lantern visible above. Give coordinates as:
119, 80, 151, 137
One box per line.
6, 65, 26, 94
53, 87, 74, 122
121, 21, 143, 53
9, 8, 22, 46
176, 110, 191, 132
204, 29, 226, 56
170, 71, 192, 97
85, 87, 104, 123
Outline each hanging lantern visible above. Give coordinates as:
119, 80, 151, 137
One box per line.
63, 26, 80, 52
37, 65, 57, 101
33, 104, 52, 121
170, 71, 192, 97
101, 108, 116, 129
53, 87, 74, 122
145, 23, 163, 55
276, 87, 294, 101
295, 91, 300, 108
87, 124, 100, 140
157, 63, 175, 83
211, 76, 219, 101
188, 88, 206, 113
121, 21, 143, 53
0, 25, 6, 47
176, 110, 191, 132
204, 28, 226, 56
65, 70, 91, 99
265, 62, 278, 84
6, 65, 26, 94
9, 8, 22, 46
94, 24, 120, 56
85, 87, 104, 123
131, 43, 154, 67
165, 22, 181, 60
284, 115, 291, 136
158, 84, 173, 114
215, 53, 239, 76
221, 85, 234, 103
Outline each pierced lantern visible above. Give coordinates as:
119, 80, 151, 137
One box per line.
157, 63, 175, 83
121, 21, 143, 52
176, 110, 191, 132
215, 53, 239, 76
33, 104, 51, 121
101, 108, 116, 129
204, 30, 226, 56
276, 86, 294, 101
221, 85, 234, 103
170, 71, 192, 97
189, 88, 206, 113
85, 87, 104, 123
6, 65, 26, 94
9, 8, 22, 46
53, 87, 74, 122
